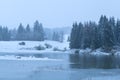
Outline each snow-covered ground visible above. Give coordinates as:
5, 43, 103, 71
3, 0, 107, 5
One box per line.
0, 40, 119, 56
0, 34, 70, 53
0, 40, 69, 53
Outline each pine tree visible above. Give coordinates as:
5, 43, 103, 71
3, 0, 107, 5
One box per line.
70, 22, 79, 49
59, 31, 64, 42
16, 23, 26, 40
83, 22, 91, 49
52, 32, 60, 41
116, 20, 120, 44
109, 17, 116, 44
26, 24, 31, 40
102, 16, 114, 51
10, 28, 17, 40
67, 36, 70, 42
98, 15, 105, 47
90, 23, 100, 49
2, 27, 10, 41
78, 22, 83, 48
33, 20, 44, 41
39, 23, 44, 41
0, 26, 2, 40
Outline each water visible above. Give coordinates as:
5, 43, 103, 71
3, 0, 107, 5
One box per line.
0, 52, 120, 80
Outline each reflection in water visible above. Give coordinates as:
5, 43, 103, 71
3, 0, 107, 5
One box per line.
1, 52, 120, 80
69, 54, 120, 69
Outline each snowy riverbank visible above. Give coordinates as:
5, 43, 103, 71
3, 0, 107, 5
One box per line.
70, 48, 120, 56
1, 40, 120, 56
0, 40, 69, 54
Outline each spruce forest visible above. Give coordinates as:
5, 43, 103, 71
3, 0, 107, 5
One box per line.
70, 15, 120, 52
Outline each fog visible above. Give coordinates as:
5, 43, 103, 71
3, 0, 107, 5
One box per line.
0, 0, 119, 28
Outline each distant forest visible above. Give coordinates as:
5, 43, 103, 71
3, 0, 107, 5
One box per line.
70, 15, 120, 52
0, 20, 70, 42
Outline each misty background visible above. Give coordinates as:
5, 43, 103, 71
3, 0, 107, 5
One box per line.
0, 0, 119, 29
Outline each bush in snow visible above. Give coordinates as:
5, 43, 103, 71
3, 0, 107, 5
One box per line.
62, 47, 68, 52
45, 43, 52, 49
75, 50, 79, 55
53, 47, 61, 51
35, 45, 45, 50
64, 47, 67, 51
19, 42, 26, 45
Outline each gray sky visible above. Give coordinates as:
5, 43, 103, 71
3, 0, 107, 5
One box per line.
0, 0, 119, 29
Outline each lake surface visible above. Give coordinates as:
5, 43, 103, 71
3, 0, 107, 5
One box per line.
0, 52, 120, 80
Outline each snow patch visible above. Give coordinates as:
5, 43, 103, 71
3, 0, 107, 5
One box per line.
0, 55, 62, 61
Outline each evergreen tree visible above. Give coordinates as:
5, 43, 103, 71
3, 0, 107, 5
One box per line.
90, 23, 100, 49
67, 36, 70, 42
33, 20, 44, 41
83, 22, 91, 49
52, 32, 60, 41
59, 31, 64, 42
70, 22, 79, 49
16, 23, 26, 40
102, 16, 114, 51
10, 28, 17, 40
109, 17, 116, 44
98, 15, 105, 47
2, 27, 10, 41
0, 26, 3, 40
26, 24, 31, 40
78, 22, 83, 48
116, 20, 120, 44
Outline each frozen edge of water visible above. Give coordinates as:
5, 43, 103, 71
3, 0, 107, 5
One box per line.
0, 55, 63, 61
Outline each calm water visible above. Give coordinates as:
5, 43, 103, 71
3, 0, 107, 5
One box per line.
0, 52, 120, 80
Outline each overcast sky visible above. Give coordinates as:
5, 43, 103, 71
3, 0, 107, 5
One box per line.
0, 0, 119, 29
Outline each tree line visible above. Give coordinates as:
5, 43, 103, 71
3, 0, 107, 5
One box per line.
0, 26, 10, 41
0, 20, 65, 42
0, 20, 44, 41
70, 15, 120, 52
15, 20, 44, 41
